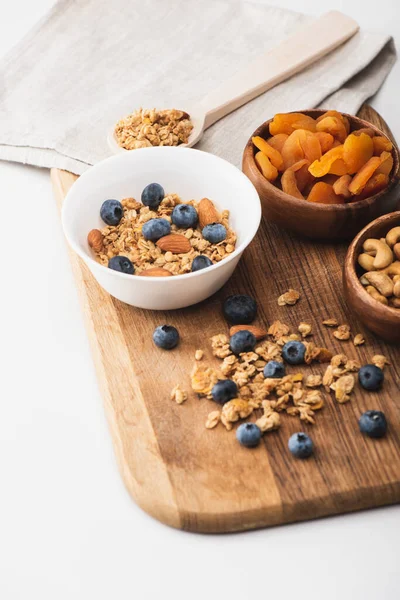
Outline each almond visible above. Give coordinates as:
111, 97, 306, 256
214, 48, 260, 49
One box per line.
140, 268, 172, 277
87, 229, 104, 252
156, 234, 191, 254
198, 198, 220, 229
229, 325, 267, 341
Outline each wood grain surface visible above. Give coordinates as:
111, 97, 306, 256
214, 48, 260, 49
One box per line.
52, 105, 400, 533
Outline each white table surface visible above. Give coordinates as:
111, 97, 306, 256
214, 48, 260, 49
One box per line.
1, 1, 399, 598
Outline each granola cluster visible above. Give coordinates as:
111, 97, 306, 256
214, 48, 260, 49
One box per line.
114, 108, 194, 150
94, 195, 236, 276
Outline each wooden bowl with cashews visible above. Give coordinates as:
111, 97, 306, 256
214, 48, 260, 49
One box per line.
242, 109, 400, 240
343, 211, 400, 343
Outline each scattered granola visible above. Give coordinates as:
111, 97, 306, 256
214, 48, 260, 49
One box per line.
205, 410, 220, 429
323, 318, 339, 327
333, 324, 351, 341
195, 349, 204, 361
298, 322, 312, 338
353, 333, 365, 346
170, 384, 188, 405
278, 289, 301, 306
190, 364, 220, 397
371, 355, 391, 370
92, 194, 236, 276
305, 374, 322, 388
114, 108, 193, 150
330, 374, 355, 403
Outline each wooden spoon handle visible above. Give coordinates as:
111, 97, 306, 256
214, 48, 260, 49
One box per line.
200, 11, 359, 130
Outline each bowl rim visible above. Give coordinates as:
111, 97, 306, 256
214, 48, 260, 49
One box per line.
62, 146, 262, 283
344, 210, 400, 317
243, 109, 400, 212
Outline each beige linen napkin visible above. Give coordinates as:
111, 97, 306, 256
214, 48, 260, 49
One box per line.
0, 0, 395, 175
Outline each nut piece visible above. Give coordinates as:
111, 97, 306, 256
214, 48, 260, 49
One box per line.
353, 333, 365, 346
278, 289, 300, 306
363, 272, 394, 297
385, 226, 400, 247
87, 229, 104, 252
195, 349, 204, 361
362, 238, 393, 269
229, 324, 267, 341
330, 374, 355, 403
298, 322, 312, 338
141, 267, 172, 277
170, 384, 188, 405
305, 374, 322, 388
198, 198, 221, 229
372, 355, 390, 370
380, 261, 400, 277
333, 324, 351, 341
393, 279, 400, 298
205, 410, 220, 429
394, 243, 400, 261
358, 253, 375, 271
365, 285, 389, 305
156, 234, 192, 254
322, 318, 338, 327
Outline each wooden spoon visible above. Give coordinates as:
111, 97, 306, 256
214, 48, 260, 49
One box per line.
108, 11, 359, 153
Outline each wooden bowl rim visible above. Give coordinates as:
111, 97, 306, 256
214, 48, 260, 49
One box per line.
344, 210, 400, 318
243, 109, 400, 213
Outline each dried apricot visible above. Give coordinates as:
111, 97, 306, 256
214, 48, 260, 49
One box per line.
353, 127, 375, 138
343, 133, 373, 174
358, 173, 389, 199
315, 132, 334, 153
329, 159, 348, 176
252, 136, 283, 170
348, 156, 382, 195
302, 134, 322, 164
308, 145, 344, 177
373, 136, 393, 155
316, 116, 347, 143
290, 159, 314, 192
376, 151, 393, 176
281, 169, 304, 199
333, 174, 352, 199
269, 113, 316, 136
267, 134, 288, 153
308, 182, 345, 204
281, 130, 306, 169
255, 151, 278, 182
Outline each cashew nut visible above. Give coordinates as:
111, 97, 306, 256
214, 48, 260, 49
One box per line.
362, 238, 393, 269
366, 285, 389, 305
394, 243, 400, 261
394, 280, 400, 298
363, 272, 394, 297
379, 261, 400, 277
360, 274, 369, 285
358, 253, 375, 271
393, 275, 400, 283
385, 226, 400, 248
390, 297, 400, 308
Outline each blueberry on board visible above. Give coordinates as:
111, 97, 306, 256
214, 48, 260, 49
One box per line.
288, 432, 313, 459
264, 360, 285, 379
230, 330, 257, 355
282, 341, 306, 365
100, 199, 123, 225
141, 183, 165, 209
236, 423, 262, 448
359, 410, 387, 438
141, 218, 171, 241
358, 364, 384, 391
202, 223, 227, 244
172, 204, 198, 229
191, 255, 213, 272
152, 325, 179, 350
211, 379, 238, 405
108, 255, 135, 274
222, 294, 257, 325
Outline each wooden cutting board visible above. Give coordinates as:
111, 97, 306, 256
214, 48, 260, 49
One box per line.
52, 105, 400, 533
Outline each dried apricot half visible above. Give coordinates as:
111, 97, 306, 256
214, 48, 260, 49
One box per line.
252, 136, 283, 170
269, 113, 316, 136
343, 133, 374, 174
281, 169, 304, 199
267, 134, 288, 153
308, 182, 345, 204
255, 151, 278, 182
308, 145, 345, 177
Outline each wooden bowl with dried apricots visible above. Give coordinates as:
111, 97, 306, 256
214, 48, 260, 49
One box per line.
242, 109, 400, 240
343, 211, 400, 343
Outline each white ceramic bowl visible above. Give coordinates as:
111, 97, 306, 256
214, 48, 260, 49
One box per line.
62, 147, 261, 310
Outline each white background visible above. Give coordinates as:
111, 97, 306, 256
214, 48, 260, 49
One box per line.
1, 1, 399, 599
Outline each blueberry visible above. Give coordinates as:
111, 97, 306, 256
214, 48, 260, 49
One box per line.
264, 360, 285, 379
359, 410, 387, 438
211, 379, 238, 405
141, 218, 171, 241
152, 325, 179, 350
288, 432, 313, 459
358, 364, 384, 391
108, 255, 135, 274
141, 183, 164, 209
172, 204, 198, 229
191, 255, 213, 272
236, 423, 262, 448
202, 223, 227, 243
230, 330, 256, 355
100, 199, 123, 225
282, 341, 306, 365
223, 295, 257, 325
